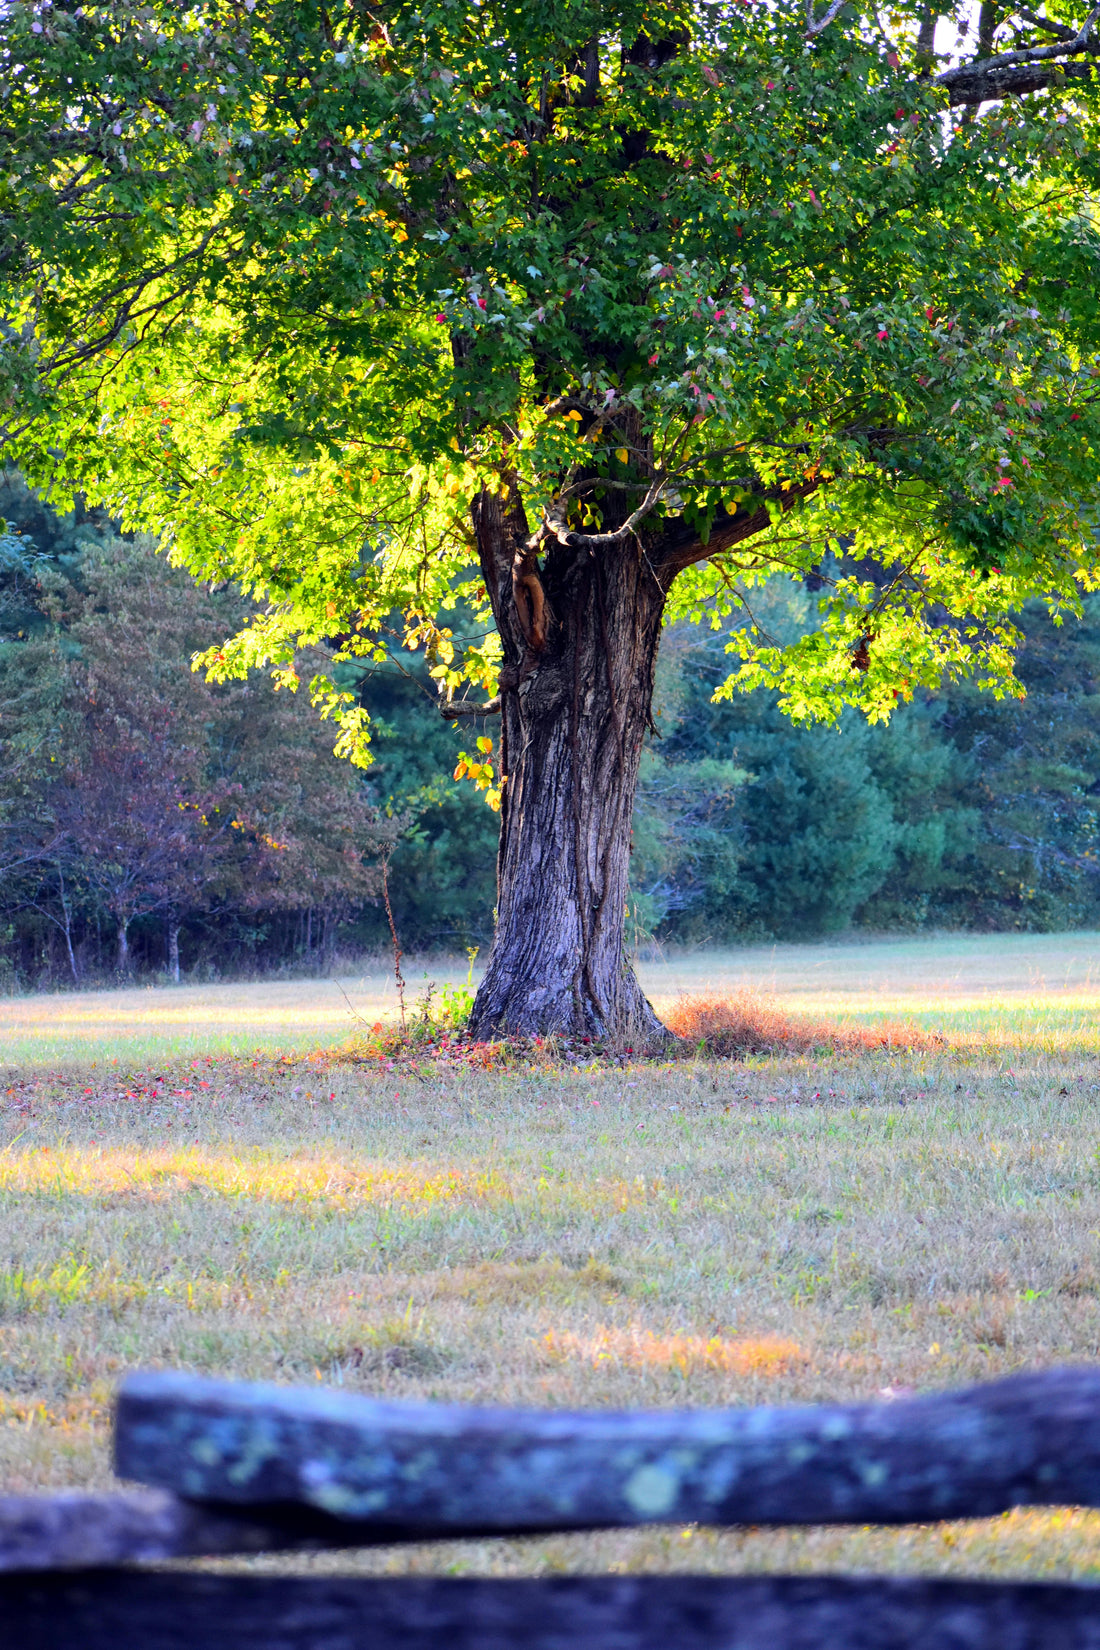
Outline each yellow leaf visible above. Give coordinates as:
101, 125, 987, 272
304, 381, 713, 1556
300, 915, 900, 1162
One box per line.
616, 448, 629, 464
562, 409, 582, 421
477, 735, 493, 753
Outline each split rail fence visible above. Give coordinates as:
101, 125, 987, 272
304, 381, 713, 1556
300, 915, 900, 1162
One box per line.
4, 1366, 1100, 1645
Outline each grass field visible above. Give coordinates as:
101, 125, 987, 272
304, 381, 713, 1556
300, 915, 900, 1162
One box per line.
3, 933, 1100, 1583
5, 929, 1100, 1066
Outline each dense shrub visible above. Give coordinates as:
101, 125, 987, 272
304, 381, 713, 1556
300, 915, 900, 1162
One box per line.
639, 583, 1100, 941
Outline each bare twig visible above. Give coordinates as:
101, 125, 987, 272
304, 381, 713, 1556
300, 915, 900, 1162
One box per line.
336, 981, 375, 1033
379, 848, 406, 1036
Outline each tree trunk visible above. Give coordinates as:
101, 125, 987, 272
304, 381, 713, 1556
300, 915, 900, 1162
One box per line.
167, 917, 181, 984
62, 910, 78, 986
116, 918, 130, 974
321, 908, 337, 973
55, 864, 78, 984
468, 490, 668, 1046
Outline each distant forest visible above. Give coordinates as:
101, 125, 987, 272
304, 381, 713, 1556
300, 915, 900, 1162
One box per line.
3, 471, 1100, 989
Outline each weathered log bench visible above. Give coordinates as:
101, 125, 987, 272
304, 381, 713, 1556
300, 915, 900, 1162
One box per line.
5, 1366, 1100, 1646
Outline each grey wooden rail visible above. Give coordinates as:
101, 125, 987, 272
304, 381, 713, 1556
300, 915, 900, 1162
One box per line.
5, 1367, 1100, 1647
112, 1366, 1100, 1530
6, 1572, 1100, 1650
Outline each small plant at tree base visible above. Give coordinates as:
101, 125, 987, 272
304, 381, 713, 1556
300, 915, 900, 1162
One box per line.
438, 948, 481, 1031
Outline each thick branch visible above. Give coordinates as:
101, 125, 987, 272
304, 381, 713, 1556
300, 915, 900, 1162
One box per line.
939, 56, 1097, 102
0, 1488, 368, 1571
936, 4, 1100, 102
806, 0, 848, 37
7, 1572, 1100, 1647
655, 479, 823, 582
1017, 7, 1082, 40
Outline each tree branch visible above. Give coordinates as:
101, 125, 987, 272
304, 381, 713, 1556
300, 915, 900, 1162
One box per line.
540, 473, 667, 552
655, 478, 823, 582
936, 3, 1100, 101
940, 56, 1097, 102
805, 0, 848, 37
440, 696, 501, 718
1017, 7, 1082, 40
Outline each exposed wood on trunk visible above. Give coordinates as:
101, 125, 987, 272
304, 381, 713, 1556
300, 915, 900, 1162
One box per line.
510, 542, 549, 652
116, 1368, 1100, 1532
7, 1571, 1100, 1649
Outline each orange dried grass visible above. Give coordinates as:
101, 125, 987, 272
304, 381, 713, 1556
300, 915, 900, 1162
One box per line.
545, 1323, 807, 1377
665, 989, 939, 1057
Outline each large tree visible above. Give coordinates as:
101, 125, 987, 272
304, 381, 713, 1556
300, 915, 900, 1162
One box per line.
2, 1, 1099, 1039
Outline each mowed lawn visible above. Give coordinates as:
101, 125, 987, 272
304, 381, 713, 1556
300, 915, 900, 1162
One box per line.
2, 932, 1100, 1581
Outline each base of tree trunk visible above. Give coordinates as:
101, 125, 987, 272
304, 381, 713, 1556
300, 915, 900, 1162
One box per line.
469, 956, 670, 1050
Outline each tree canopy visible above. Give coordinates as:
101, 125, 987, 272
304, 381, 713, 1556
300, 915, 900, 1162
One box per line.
3, 0, 1100, 1036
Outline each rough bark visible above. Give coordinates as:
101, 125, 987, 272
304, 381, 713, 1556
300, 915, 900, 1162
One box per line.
7, 1572, 1100, 1650
468, 487, 669, 1045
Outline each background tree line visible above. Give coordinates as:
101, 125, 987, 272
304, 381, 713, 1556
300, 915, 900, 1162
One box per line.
0, 473, 395, 987
2, 473, 1099, 990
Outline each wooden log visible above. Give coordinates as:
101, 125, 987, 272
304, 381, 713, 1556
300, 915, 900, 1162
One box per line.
0, 1488, 478, 1573
5, 1571, 1100, 1650
0, 1489, 243, 1572
116, 1367, 1100, 1533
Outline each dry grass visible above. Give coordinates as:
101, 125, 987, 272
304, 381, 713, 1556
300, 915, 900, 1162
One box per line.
3, 1022, 1100, 1582
543, 1324, 809, 1377
665, 990, 940, 1055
